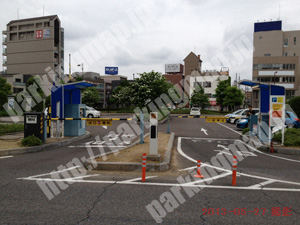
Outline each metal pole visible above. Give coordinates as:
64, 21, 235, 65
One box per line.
140, 109, 144, 144
167, 113, 170, 134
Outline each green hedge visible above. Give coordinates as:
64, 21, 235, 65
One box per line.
273, 128, 300, 146
242, 128, 250, 135
0, 124, 24, 136
21, 135, 43, 146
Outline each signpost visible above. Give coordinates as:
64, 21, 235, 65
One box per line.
270, 95, 285, 145
149, 112, 159, 158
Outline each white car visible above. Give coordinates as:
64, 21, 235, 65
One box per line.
229, 108, 259, 124
86, 106, 101, 118
190, 107, 201, 116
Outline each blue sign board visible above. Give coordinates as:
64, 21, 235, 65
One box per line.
254, 21, 282, 32
105, 67, 118, 75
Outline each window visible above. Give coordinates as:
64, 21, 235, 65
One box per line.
206, 93, 212, 98
264, 53, 271, 56
203, 82, 211, 88
282, 77, 295, 83
284, 52, 288, 56
10, 33, 17, 41
294, 53, 296, 56
15, 78, 21, 82
19, 32, 26, 40
194, 82, 202, 88
284, 38, 288, 47
294, 37, 296, 45
286, 90, 295, 100
44, 22, 50, 27
10, 26, 17, 31
13, 88, 24, 93
36, 23, 42, 28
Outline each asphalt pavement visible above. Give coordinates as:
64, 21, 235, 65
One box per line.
0, 116, 300, 224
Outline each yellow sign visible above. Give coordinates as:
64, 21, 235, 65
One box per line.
277, 97, 283, 103
272, 104, 283, 111
87, 120, 112, 126
205, 117, 226, 123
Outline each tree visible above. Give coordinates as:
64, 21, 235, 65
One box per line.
0, 77, 12, 111
288, 96, 300, 117
82, 87, 100, 108
215, 78, 230, 112
110, 80, 133, 107
130, 71, 173, 108
190, 86, 209, 109
223, 86, 244, 111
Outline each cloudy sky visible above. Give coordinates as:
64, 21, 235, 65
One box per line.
1, 0, 300, 80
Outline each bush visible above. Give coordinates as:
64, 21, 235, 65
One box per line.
0, 124, 24, 136
21, 135, 43, 146
242, 128, 250, 135
272, 128, 300, 146
288, 96, 300, 118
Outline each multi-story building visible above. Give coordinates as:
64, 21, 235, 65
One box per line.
163, 51, 230, 109
2, 15, 64, 78
252, 20, 300, 107
1, 74, 31, 94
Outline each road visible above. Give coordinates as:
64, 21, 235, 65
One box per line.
0, 116, 300, 224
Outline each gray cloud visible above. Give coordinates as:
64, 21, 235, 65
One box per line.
1, 0, 300, 80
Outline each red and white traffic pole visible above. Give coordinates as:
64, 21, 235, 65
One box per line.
142, 153, 147, 182
232, 155, 237, 186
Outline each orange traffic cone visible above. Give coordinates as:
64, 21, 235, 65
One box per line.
194, 160, 204, 178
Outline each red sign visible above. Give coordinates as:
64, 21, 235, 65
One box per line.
272, 111, 282, 118
210, 100, 217, 106
36, 30, 43, 39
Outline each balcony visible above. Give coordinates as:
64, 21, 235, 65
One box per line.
2, 48, 7, 55
2, 37, 7, 45
2, 59, 7, 65
13, 82, 26, 86
2, 30, 7, 35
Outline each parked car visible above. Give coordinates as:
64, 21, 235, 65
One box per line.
225, 109, 243, 123
229, 108, 259, 124
86, 106, 101, 118
285, 111, 300, 128
190, 107, 201, 116
236, 111, 300, 130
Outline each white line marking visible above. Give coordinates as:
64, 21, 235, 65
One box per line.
0, 156, 13, 159
179, 166, 197, 171
18, 177, 300, 192
119, 176, 157, 183
68, 174, 99, 180
178, 137, 300, 187
18, 166, 81, 179
183, 172, 231, 185
249, 180, 276, 188
218, 123, 300, 163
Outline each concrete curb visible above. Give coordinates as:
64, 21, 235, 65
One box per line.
0, 131, 91, 157
87, 132, 175, 172
258, 145, 300, 155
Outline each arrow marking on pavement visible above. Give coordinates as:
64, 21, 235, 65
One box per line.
201, 128, 208, 135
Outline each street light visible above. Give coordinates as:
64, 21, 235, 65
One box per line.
274, 71, 278, 84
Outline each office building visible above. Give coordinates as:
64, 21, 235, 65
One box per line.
252, 20, 300, 107
2, 15, 64, 77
